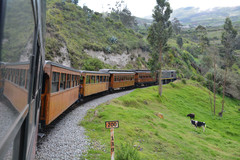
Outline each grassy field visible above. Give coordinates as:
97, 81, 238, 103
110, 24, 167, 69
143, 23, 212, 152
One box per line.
80, 80, 240, 160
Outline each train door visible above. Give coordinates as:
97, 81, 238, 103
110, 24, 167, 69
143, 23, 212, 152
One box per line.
40, 73, 49, 126
80, 75, 84, 98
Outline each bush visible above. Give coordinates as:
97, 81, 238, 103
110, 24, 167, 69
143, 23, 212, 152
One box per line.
181, 79, 187, 84
169, 82, 177, 88
191, 75, 196, 80
116, 143, 140, 160
196, 75, 204, 82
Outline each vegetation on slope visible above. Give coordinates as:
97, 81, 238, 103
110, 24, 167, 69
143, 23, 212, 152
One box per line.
80, 81, 240, 159
46, 0, 148, 69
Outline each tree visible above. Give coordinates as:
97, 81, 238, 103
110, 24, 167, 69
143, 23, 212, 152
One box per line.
195, 25, 209, 53
119, 7, 136, 28
110, 1, 136, 28
147, 0, 172, 96
172, 18, 182, 35
73, 0, 78, 5
220, 17, 237, 117
176, 35, 183, 49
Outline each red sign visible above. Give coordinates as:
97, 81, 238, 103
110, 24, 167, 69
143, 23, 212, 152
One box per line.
105, 121, 119, 129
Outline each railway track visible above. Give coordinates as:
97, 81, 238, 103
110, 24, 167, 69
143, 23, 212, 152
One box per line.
35, 89, 134, 160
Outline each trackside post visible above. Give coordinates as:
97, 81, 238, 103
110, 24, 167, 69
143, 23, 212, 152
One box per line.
105, 121, 119, 160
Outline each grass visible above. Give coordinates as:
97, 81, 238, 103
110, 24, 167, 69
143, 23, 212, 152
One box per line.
80, 80, 240, 160
46, 0, 148, 69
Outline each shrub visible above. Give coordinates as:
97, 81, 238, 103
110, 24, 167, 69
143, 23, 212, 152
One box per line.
196, 75, 204, 82
181, 79, 187, 84
169, 82, 177, 88
116, 143, 140, 160
191, 75, 196, 80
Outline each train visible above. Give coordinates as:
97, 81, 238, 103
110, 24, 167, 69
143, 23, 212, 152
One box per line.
0, 0, 176, 159
40, 61, 177, 125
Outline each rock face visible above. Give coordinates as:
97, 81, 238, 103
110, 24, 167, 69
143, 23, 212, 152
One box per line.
84, 49, 150, 68
53, 43, 71, 67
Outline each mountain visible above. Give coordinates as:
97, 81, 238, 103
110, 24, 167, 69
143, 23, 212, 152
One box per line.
171, 6, 240, 26
45, 0, 149, 69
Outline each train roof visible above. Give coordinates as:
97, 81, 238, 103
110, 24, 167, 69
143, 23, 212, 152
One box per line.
80, 70, 110, 75
99, 69, 135, 74
45, 61, 81, 73
162, 70, 176, 72
4, 61, 30, 66
132, 70, 152, 73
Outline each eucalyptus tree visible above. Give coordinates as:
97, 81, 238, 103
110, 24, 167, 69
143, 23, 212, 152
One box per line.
147, 0, 172, 96
177, 35, 183, 49
195, 25, 209, 53
220, 17, 237, 117
172, 17, 182, 35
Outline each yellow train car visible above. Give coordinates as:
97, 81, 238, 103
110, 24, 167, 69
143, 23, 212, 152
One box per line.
80, 71, 110, 97
100, 69, 135, 90
41, 61, 81, 125
134, 70, 157, 87
3, 62, 30, 113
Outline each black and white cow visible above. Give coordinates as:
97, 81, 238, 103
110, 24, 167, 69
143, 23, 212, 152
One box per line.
190, 120, 206, 132
187, 113, 195, 119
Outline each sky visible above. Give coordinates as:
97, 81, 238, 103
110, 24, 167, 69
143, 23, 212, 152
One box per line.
78, 0, 240, 18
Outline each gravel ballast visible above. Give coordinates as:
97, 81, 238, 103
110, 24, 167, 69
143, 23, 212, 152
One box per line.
35, 90, 133, 160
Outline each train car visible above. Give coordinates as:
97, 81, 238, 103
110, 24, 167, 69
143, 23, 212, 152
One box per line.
40, 61, 81, 125
100, 69, 135, 91
0, 0, 46, 159
133, 70, 157, 87
162, 70, 177, 84
80, 71, 110, 98
3, 62, 30, 112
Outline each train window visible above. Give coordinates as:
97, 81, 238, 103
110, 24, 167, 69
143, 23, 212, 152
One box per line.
96, 76, 99, 83
14, 69, 19, 84
100, 76, 102, 83
91, 76, 95, 84
60, 73, 66, 90
11, 69, 14, 82
8, 69, 11, 81
51, 72, 60, 93
66, 74, 71, 88
86, 76, 90, 84
80, 76, 83, 84
72, 75, 75, 87
7, 69, 10, 80
75, 75, 78, 86
19, 70, 26, 87
103, 76, 106, 82
25, 70, 30, 89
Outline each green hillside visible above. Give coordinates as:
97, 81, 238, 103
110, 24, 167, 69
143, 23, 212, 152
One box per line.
46, 0, 148, 69
80, 81, 240, 159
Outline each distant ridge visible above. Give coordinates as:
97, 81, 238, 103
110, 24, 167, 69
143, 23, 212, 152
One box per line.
171, 6, 240, 26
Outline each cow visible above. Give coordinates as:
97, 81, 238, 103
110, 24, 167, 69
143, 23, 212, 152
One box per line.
190, 120, 206, 132
187, 113, 195, 119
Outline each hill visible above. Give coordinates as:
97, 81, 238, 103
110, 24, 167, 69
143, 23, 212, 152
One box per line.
46, 0, 149, 69
80, 81, 240, 159
171, 6, 240, 26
